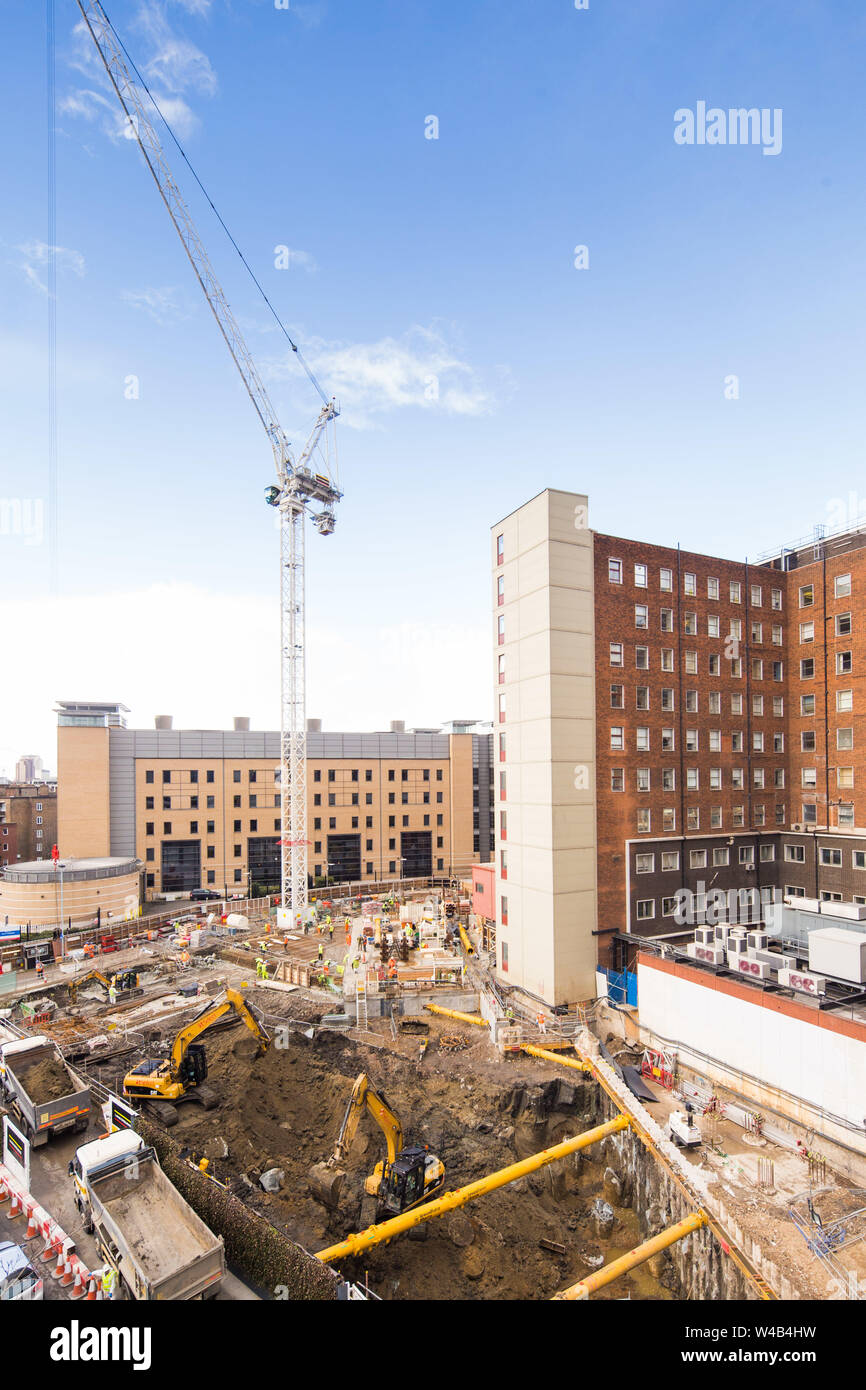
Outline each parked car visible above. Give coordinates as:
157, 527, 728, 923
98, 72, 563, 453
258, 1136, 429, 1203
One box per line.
0, 1242, 42, 1300
190, 889, 222, 902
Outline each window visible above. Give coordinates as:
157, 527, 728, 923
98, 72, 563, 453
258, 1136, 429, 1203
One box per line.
838, 803, 855, 828
684, 611, 697, 635
662, 808, 676, 831
610, 727, 624, 751
799, 621, 814, 642
498, 615, 505, 645
739, 846, 755, 866
732, 806, 745, 827
610, 768, 624, 792
803, 804, 817, 825
635, 853, 655, 873
686, 768, 699, 790
730, 581, 741, 603
707, 615, 720, 638
731, 693, 743, 715
709, 730, 721, 752
772, 624, 783, 645
685, 729, 698, 752
753, 731, 764, 752
636, 900, 655, 920
707, 576, 719, 600
752, 622, 763, 644
709, 691, 721, 714
712, 847, 729, 866
754, 769, 765, 788
771, 588, 782, 610
710, 806, 722, 828
820, 848, 843, 867
773, 696, 784, 716
709, 769, 722, 789
837, 613, 852, 636
684, 572, 696, 595
498, 654, 506, 684
636, 727, 650, 751
837, 651, 853, 674
690, 850, 707, 869
661, 688, 675, 711
660, 608, 673, 632
145, 770, 154, 784
752, 659, 763, 680
835, 573, 852, 598
708, 654, 720, 676
497, 533, 504, 565
661, 851, 679, 871
732, 768, 744, 788
752, 695, 764, 717
773, 732, 784, 753
685, 650, 697, 674
751, 584, 762, 607
730, 618, 743, 641
608, 558, 622, 584
854, 851, 866, 870
145, 796, 154, 810
661, 728, 675, 751
801, 694, 816, 715
636, 686, 649, 710
636, 768, 650, 792
634, 563, 647, 587
801, 659, 815, 679
637, 809, 651, 833
838, 690, 853, 712
837, 728, 854, 750
635, 604, 648, 629
662, 897, 678, 916
610, 642, 624, 666
801, 768, 817, 789
660, 567, 673, 591
661, 648, 674, 672
774, 768, 785, 787
799, 584, 814, 607
497, 574, 505, 606
732, 732, 743, 753
635, 646, 649, 669
685, 690, 698, 713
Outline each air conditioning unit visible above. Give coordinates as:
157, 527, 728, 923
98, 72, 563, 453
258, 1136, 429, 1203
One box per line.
791, 824, 804, 832
748, 931, 769, 952
695, 926, 715, 946
688, 942, 726, 966
734, 956, 774, 981
778, 967, 826, 996
727, 930, 749, 953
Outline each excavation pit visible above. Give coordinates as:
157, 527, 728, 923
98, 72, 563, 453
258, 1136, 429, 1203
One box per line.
120, 1025, 675, 1301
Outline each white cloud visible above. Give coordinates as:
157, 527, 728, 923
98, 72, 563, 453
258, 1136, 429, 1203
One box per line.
135, 5, 218, 97
15, 242, 85, 296
268, 325, 494, 429
121, 286, 192, 323
0, 585, 491, 778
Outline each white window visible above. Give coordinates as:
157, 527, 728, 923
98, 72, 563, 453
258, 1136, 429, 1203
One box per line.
684, 611, 697, 635
837, 613, 852, 636
751, 585, 762, 607
731, 693, 743, 715
685, 729, 699, 752
637, 809, 651, 833
801, 768, 817, 789
707, 615, 720, 638
710, 806, 722, 828
839, 803, 855, 828
660, 608, 673, 632
820, 848, 842, 867
635, 646, 649, 669
661, 688, 675, 711
707, 576, 719, 600
837, 651, 853, 674
661, 728, 675, 751
835, 573, 852, 598
636, 768, 650, 792
686, 768, 699, 790
730, 618, 742, 640
635, 604, 648, 628
753, 731, 764, 752
611, 768, 624, 792
685, 650, 697, 674
610, 727, 624, 750
838, 768, 854, 789
837, 728, 854, 750
635, 853, 655, 873
799, 583, 814, 607
608, 558, 622, 584
799, 621, 814, 642
771, 588, 782, 610
35, 815, 43, 825
636, 686, 649, 710
661, 649, 674, 672
662, 768, 676, 791
837, 690, 853, 712
712, 847, 729, 866
661, 851, 679, 871
732, 768, 744, 789
739, 846, 755, 866
708, 653, 721, 676
773, 733, 784, 752
732, 807, 745, 827
732, 732, 743, 753
772, 624, 783, 645
636, 727, 650, 751
754, 768, 765, 788
685, 689, 698, 713
690, 850, 707, 868
709, 692, 721, 714
684, 571, 696, 595
773, 696, 784, 716
708, 730, 721, 752
709, 768, 722, 790
760, 844, 775, 862
730, 581, 741, 603
662, 809, 676, 831
751, 658, 764, 680
634, 563, 648, 588
802, 694, 816, 715
686, 807, 700, 831
662, 897, 677, 916
660, 567, 673, 591
610, 642, 624, 666
636, 899, 655, 920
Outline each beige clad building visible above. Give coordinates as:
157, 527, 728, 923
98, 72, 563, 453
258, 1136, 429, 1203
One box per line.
492, 491, 600, 1006
56, 703, 492, 899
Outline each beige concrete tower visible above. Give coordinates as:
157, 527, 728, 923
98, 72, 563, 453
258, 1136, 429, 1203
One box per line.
491, 489, 598, 1004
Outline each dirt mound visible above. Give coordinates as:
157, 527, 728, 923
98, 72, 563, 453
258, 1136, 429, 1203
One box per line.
158, 1029, 672, 1302
14, 1052, 74, 1102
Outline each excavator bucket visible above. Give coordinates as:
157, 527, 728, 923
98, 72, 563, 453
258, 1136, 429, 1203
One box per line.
308, 1162, 346, 1209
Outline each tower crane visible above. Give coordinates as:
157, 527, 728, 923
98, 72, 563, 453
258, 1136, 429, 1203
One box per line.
75, 1, 341, 928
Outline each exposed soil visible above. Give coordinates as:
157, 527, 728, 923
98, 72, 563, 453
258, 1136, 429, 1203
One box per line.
124, 1026, 672, 1301
14, 1052, 76, 1102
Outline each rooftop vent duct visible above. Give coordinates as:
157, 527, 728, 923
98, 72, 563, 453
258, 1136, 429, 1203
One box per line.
233, 717, 250, 731
155, 715, 173, 730
306, 718, 322, 733
390, 720, 406, 733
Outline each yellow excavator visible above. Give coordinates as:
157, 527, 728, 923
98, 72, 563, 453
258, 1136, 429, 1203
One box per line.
68, 969, 141, 1003
123, 986, 270, 1125
309, 1072, 445, 1221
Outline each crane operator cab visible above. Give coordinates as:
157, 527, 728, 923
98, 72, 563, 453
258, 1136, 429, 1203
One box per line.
379, 1145, 445, 1217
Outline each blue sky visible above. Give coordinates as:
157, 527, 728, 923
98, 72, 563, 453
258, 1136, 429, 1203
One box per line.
2, 0, 866, 771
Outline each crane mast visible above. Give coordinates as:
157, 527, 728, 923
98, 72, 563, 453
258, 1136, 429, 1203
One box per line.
76, 1, 341, 926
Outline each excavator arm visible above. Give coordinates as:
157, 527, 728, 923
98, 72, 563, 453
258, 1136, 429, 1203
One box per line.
169, 987, 271, 1074
333, 1073, 404, 1168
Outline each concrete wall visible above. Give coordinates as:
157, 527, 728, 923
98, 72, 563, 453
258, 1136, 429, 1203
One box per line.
57, 727, 111, 858
637, 954, 866, 1166
492, 489, 598, 1004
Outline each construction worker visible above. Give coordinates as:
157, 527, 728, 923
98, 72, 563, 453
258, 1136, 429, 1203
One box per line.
322, 960, 330, 979
387, 957, 398, 981
505, 1006, 514, 1022
102, 1266, 117, 1300
536, 1012, 546, 1035
352, 954, 361, 973
255, 956, 266, 980
108, 980, 118, 1007
258, 939, 269, 954
328, 921, 334, 941
317, 941, 324, 962
35, 959, 45, 982
337, 963, 345, 981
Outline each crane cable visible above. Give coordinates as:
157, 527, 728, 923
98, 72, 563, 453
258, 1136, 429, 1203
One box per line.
98, 3, 331, 410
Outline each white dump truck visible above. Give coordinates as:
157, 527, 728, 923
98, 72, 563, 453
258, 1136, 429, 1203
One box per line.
0, 1036, 90, 1146
70, 1131, 225, 1301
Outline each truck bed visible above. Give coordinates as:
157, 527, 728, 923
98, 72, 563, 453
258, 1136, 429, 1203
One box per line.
93, 1165, 220, 1288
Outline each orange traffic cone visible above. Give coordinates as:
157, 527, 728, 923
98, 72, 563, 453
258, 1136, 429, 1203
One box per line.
0, 1177, 9, 1205
61, 1258, 74, 1287
85, 1276, 97, 1300
51, 1245, 66, 1281
6, 1189, 22, 1221
40, 1231, 59, 1264
23, 1205, 38, 1240
70, 1267, 86, 1299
